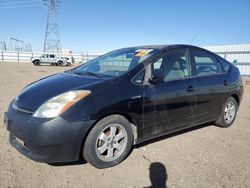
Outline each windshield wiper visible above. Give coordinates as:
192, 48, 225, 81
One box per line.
74, 71, 103, 78
85, 71, 103, 78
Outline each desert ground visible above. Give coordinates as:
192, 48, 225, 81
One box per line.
0, 62, 250, 188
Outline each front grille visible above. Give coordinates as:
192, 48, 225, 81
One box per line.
12, 102, 33, 114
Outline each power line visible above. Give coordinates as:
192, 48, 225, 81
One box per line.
88, 8, 188, 40
81, 5, 188, 42
82, 5, 209, 44
0, 0, 40, 6
0, 3, 41, 10
84, 9, 184, 43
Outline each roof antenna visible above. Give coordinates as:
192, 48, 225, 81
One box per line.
189, 34, 197, 44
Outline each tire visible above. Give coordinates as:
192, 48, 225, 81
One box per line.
83, 115, 133, 169
57, 61, 63, 66
215, 97, 238, 128
33, 60, 40, 66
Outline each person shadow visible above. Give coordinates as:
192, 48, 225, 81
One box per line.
145, 162, 168, 188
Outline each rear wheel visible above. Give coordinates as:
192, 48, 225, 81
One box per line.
33, 60, 40, 66
57, 61, 63, 66
215, 97, 238, 128
83, 115, 133, 169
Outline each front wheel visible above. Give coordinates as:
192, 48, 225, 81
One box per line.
83, 115, 133, 169
215, 97, 238, 128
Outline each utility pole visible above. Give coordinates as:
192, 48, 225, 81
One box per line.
43, 0, 61, 53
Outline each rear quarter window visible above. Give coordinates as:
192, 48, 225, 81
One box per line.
218, 57, 230, 72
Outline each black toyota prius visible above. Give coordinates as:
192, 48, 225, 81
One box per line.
4, 45, 243, 168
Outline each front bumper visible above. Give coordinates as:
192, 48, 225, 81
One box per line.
5, 101, 94, 163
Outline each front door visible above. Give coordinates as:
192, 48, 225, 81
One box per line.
41, 54, 50, 63
142, 48, 196, 138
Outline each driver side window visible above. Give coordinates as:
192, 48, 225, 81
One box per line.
152, 49, 190, 82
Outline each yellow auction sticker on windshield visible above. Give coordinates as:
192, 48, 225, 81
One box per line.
135, 49, 153, 57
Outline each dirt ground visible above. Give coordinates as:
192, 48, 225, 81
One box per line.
0, 62, 250, 188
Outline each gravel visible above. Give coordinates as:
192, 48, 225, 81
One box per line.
0, 63, 249, 188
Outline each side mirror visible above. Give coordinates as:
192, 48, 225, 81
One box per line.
149, 76, 164, 85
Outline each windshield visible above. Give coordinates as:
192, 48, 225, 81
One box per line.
72, 48, 158, 78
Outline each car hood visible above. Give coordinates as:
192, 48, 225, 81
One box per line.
15, 72, 106, 111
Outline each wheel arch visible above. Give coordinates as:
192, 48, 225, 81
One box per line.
78, 112, 138, 161
32, 59, 40, 63
231, 93, 240, 104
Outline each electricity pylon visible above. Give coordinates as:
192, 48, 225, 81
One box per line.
43, 0, 61, 53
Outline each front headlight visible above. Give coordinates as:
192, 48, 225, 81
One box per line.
33, 90, 91, 118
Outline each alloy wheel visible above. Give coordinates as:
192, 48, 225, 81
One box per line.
95, 124, 128, 162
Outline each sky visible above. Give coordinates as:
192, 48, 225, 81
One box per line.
0, 0, 250, 52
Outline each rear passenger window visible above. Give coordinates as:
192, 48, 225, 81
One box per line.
191, 49, 222, 76
50, 55, 55, 58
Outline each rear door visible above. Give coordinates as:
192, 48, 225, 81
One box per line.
189, 48, 229, 124
142, 48, 196, 137
49, 54, 56, 63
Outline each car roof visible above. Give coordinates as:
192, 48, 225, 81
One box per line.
124, 44, 203, 51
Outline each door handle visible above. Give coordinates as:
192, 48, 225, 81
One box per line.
224, 80, 228, 86
131, 95, 142, 100
186, 85, 195, 93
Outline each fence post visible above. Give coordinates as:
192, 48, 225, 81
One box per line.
1, 51, 3, 62
17, 51, 19, 62
224, 51, 227, 59
81, 54, 84, 63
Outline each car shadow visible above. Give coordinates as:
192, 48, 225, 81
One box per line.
135, 122, 213, 149
48, 159, 87, 167
144, 162, 168, 188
